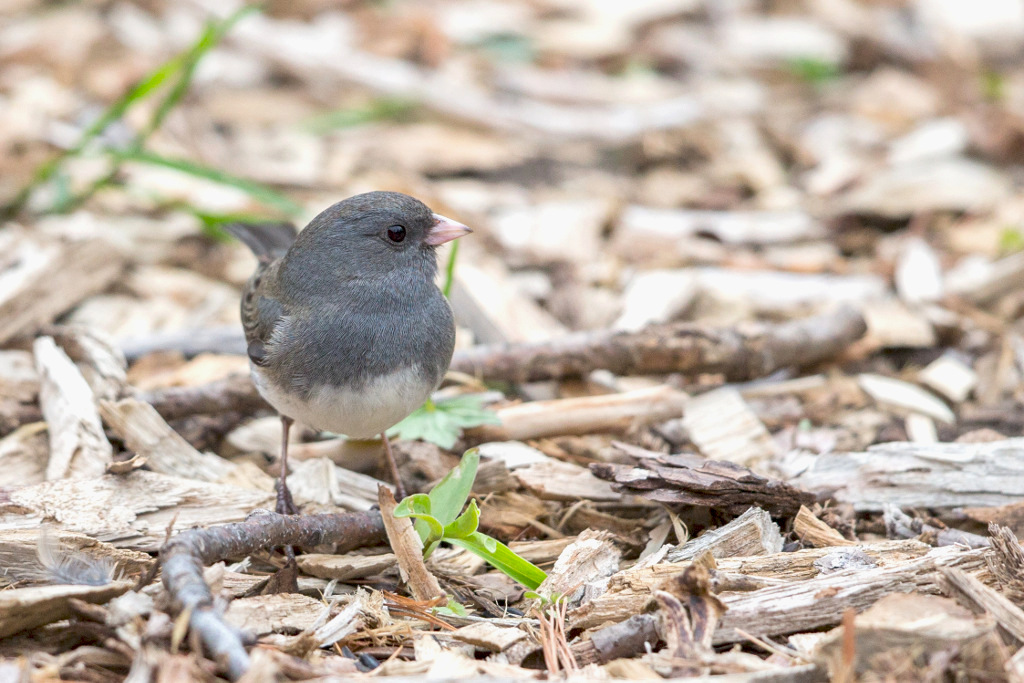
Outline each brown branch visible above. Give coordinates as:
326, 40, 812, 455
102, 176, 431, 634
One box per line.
135, 308, 865, 422
451, 305, 866, 384
138, 373, 270, 422
160, 509, 386, 679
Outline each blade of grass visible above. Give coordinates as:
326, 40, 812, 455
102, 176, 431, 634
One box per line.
2, 5, 259, 218
116, 148, 303, 216
442, 239, 460, 298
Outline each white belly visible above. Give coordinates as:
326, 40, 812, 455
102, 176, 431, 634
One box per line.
251, 364, 434, 438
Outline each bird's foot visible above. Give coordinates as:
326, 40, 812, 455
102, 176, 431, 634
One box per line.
275, 478, 300, 516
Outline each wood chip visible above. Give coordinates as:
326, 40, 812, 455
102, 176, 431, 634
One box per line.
796, 439, 1024, 510
296, 552, 397, 581
919, 354, 978, 403
99, 398, 238, 483
514, 459, 622, 502
0, 231, 125, 345
682, 387, 778, 468
450, 621, 528, 652
224, 594, 326, 636
793, 506, 854, 548
377, 486, 444, 602
857, 373, 955, 424
0, 580, 133, 638
668, 507, 783, 561
536, 529, 621, 605
34, 336, 112, 480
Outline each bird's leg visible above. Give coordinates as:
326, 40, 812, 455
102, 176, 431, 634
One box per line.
275, 415, 299, 516
381, 433, 406, 500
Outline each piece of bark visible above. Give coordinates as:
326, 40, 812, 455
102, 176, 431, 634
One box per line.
0, 421, 48, 487
536, 529, 621, 606
139, 373, 270, 421
884, 505, 990, 548
287, 458, 391, 511
0, 470, 274, 551
681, 387, 777, 468
161, 508, 386, 680
594, 444, 815, 516
813, 593, 1005, 680
236, 16, 721, 142
0, 230, 125, 345
99, 398, 239, 483
475, 385, 688, 442
0, 580, 134, 638
656, 563, 726, 659
794, 506, 854, 548
450, 621, 528, 653
0, 350, 39, 402
47, 326, 127, 402
296, 552, 396, 581
378, 485, 444, 603
986, 524, 1024, 605
136, 308, 867, 421
667, 507, 783, 562
34, 336, 112, 480
450, 259, 569, 345
713, 546, 988, 644
515, 459, 623, 502
939, 567, 1024, 644
569, 540, 953, 632
223, 594, 326, 636
573, 614, 661, 665
857, 373, 954, 424
796, 439, 1024, 510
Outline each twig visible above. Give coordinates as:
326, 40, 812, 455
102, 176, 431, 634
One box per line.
452, 305, 866, 384
133, 308, 866, 421
160, 509, 386, 679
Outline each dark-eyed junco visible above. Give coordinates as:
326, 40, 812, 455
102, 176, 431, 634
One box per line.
226, 191, 471, 511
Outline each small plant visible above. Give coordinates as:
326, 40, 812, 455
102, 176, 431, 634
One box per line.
393, 449, 547, 590
388, 394, 500, 449
786, 57, 841, 87
1, 4, 299, 222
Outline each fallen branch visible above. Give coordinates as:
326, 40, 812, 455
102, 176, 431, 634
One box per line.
160, 509, 386, 679
592, 443, 816, 517
135, 308, 865, 421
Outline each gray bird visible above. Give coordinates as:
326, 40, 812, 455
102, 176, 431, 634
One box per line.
226, 191, 471, 512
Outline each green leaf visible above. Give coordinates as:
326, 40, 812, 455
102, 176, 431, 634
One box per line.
443, 499, 480, 539
449, 532, 547, 590
387, 395, 500, 449
433, 598, 468, 617
115, 148, 303, 216
426, 449, 479, 527
393, 494, 443, 545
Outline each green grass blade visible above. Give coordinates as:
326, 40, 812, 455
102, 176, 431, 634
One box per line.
116, 148, 302, 216
442, 238, 459, 298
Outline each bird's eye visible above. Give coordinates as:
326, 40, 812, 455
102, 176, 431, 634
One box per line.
386, 225, 406, 243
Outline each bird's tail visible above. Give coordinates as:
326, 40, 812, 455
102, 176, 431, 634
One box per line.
224, 222, 298, 262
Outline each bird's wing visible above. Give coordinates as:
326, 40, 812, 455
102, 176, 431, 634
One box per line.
239, 260, 292, 368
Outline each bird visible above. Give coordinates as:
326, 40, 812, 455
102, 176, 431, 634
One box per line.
226, 191, 471, 513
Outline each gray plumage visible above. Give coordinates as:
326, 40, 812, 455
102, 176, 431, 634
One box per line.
228, 191, 460, 438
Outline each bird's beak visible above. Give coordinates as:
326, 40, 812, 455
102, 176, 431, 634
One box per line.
425, 213, 472, 246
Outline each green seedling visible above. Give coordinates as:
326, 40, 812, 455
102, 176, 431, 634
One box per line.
393, 450, 547, 590
388, 394, 500, 450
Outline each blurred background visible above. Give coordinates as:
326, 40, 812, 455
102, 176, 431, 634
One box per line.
3, 0, 1024, 441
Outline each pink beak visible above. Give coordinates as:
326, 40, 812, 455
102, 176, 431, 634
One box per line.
425, 213, 472, 246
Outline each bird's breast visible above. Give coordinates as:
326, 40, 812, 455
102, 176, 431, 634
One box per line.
250, 363, 434, 438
